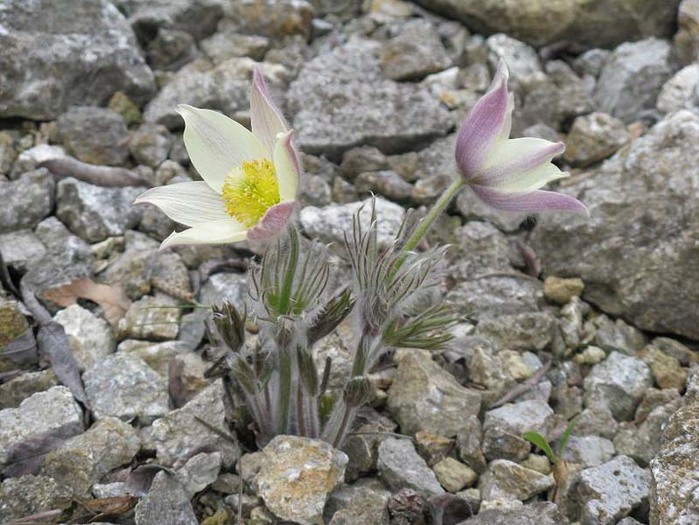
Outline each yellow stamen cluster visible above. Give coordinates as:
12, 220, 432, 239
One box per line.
221, 158, 280, 227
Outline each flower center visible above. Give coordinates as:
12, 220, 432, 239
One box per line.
221, 158, 280, 228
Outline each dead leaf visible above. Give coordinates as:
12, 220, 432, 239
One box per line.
44, 277, 131, 326
39, 156, 149, 187
79, 495, 138, 517
2, 328, 39, 367
37, 321, 89, 407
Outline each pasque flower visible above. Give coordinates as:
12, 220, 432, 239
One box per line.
135, 67, 299, 248
455, 60, 588, 214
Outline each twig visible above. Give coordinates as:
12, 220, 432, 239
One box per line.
39, 156, 149, 187
490, 356, 553, 408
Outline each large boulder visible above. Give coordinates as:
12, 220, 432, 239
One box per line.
0, 0, 155, 119
530, 111, 699, 341
409, 0, 681, 50
287, 38, 452, 160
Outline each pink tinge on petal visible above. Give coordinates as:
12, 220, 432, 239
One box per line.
470, 185, 589, 215
251, 66, 289, 155
247, 201, 297, 241
455, 63, 510, 179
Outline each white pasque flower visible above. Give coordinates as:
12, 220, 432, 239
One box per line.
135, 67, 300, 249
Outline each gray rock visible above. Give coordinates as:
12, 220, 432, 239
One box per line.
0, 0, 155, 120
480, 459, 554, 501
583, 351, 652, 421
83, 352, 169, 423
447, 276, 543, 320
482, 427, 530, 462
200, 31, 269, 64
475, 312, 554, 352
151, 379, 239, 468
0, 169, 54, 233
530, 111, 699, 340
114, 0, 224, 42
656, 64, 699, 113
0, 386, 84, 466
0, 475, 73, 523
176, 451, 221, 498
517, 60, 595, 133
561, 435, 615, 468
354, 170, 413, 203
591, 315, 647, 355
457, 501, 567, 525
57, 107, 130, 166
100, 246, 157, 301
23, 217, 94, 301
449, 221, 514, 281
300, 197, 405, 248
564, 112, 629, 168
129, 123, 173, 167
676, 0, 699, 64
199, 272, 247, 311
54, 304, 115, 372
377, 437, 444, 498
146, 28, 196, 71
0, 229, 46, 272
594, 38, 675, 123
486, 34, 541, 81
574, 406, 619, 440
574, 455, 650, 525
325, 479, 390, 525
410, 0, 680, 49
11, 144, 66, 179
56, 178, 143, 243
118, 294, 181, 341
143, 57, 253, 129
379, 19, 451, 81
0, 370, 58, 410
134, 471, 198, 525
650, 400, 699, 524
387, 352, 482, 437
254, 435, 347, 525
287, 38, 451, 159
614, 398, 683, 466
41, 417, 140, 496
223, 0, 314, 40
484, 400, 555, 438
119, 339, 191, 377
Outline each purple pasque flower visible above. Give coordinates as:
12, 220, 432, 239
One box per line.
134, 66, 300, 249
455, 60, 588, 214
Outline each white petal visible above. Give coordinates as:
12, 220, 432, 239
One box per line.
251, 66, 289, 156
477, 138, 565, 185
497, 162, 568, 193
177, 105, 268, 193
273, 130, 300, 202
134, 181, 232, 226
160, 219, 248, 250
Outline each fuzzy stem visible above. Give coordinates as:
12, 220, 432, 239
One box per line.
402, 178, 464, 253
331, 404, 356, 449
296, 380, 307, 436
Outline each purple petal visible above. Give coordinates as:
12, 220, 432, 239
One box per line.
455, 61, 510, 179
470, 185, 589, 215
247, 201, 296, 241
251, 66, 289, 155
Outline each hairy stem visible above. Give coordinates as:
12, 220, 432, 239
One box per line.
402, 177, 464, 253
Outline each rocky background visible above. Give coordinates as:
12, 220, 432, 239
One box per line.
1, 0, 698, 524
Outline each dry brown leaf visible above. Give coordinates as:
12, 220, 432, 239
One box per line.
45, 277, 131, 326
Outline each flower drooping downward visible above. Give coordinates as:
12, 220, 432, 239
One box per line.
135, 67, 300, 248
455, 61, 588, 214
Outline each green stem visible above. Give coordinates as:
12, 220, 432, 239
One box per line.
402, 178, 464, 253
